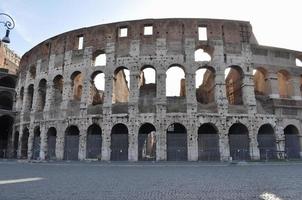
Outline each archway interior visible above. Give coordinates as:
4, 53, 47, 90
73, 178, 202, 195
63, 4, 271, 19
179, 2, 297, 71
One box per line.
0, 76, 15, 88
37, 79, 47, 111
284, 125, 301, 159
277, 70, 292, 98
195, 68, 215, 104
71, 72, 83, 101
64, 126, 80, 160
112, 67, 129, 103
13, 131, 19, 157
91, 72, 105, 105
0, 115, 13, 158
225, 66, 243, 105
167, 123, 187, 161
257, 124, 277, 160
27, 84, 34, 111
86, 124, 102, 159
166, 66, 185, 97
110, 124, 128, 161
197, 123, 220, 160
253, 68, 267, 95
47, 127, 57, 159
138, 123, 156, 161
21, 128, 29, 159
53, 75, 63, 106
228, 123, 250, 160
139, 67, 156, 97
32, 127, 41, 159
0, 92, 13, 110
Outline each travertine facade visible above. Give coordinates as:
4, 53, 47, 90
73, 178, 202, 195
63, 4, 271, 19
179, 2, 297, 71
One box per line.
11, 18, 302, 161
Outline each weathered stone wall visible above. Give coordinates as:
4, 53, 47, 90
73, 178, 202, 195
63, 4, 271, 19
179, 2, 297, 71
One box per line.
12, 18, 302, 161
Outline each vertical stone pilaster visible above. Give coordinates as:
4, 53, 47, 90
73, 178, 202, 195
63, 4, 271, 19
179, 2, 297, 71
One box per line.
78, 126, 87, 160
267, 72, 279, 99
128, 122, 138, 161
55, 126, 65, 160
27, 127, 34, 160
39, 125, 47, 160
186, 72, 197, 114
290, 76, 302, 100
187, 122, 198, 161
156, 123, 167, 161
101, 122, 111, 161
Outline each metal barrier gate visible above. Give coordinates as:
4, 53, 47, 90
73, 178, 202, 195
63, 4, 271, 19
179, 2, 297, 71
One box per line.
198, 134, 220, 161
110, 133, 128, 161
86, 134, 102, 159
167, 133, 187, 161
229, 134, 250, 160
47, 135, 56, 159
285, 134, 301, 159
64, 135, 79, 160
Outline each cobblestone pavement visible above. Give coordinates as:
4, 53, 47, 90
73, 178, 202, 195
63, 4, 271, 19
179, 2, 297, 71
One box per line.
0, 161, 302, 200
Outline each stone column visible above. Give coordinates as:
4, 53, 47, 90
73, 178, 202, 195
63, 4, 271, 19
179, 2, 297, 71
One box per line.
80, 72, 90, 110
290, 76, 302, 100
156, 70, 167, 114
17, 125, 23, 159
248, 127, 260, 160
101, 123, 111, 161
31, 84, 40, 113
156, 123, 167, 161
39, 125, 47, 160
60, 80, 72, 111
186, 71, 197, 114
275, 123, 285, 159
27, 127, 34, 160
242, 72, 257, 114
55, 126, 65, 160
267, 72, 280, 98
187, 123, 198, 161
44, 81, 54, 112
128, 122, 138, 161
214, 68, 228, 115
78, 125, 87, 160
219, 132, 230, 161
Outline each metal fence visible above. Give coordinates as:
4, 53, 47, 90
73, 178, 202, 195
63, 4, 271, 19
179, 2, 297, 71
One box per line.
110, 134, 128, 161
167, 133, 187, 161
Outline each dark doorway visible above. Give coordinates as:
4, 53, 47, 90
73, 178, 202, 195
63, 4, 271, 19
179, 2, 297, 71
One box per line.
0, 115, 13, 158
64, 126, 79, 160
32, 127, 41, 160
284, 125, 301, 159
229, 123, 250, 160
257, 124, 277, 160
21, 128, 29, 159
167, 123, 187, 161
110, 124, 128, 161
198, 123, 220, 160
138, 123, 156, 161
86, 124, 102, 159
47, 127, 57, 160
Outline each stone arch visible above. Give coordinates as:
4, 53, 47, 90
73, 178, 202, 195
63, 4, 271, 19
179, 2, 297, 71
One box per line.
138, 123, 156, 161
0, 91, 13, 110
36, 79, 47, 111
166, 65, 186, 97
70, 71, 83, 101
93, 50, 106, 66
90, 71, 105, 105
195, 66, 215, 104
86, 124, 102, 159
166, 123, 187, 161
32, 126, 41, 160
277, 70, 292, 98
284, 125, 301, 159
110, 123, 128, 161
257, 124, 277, 160
197, 123, 220, 160
53, 75, 63, 107
0, 76, 15, 88
64, 125, 80, 160
253, 67, 268, 95
112, 67, 129, 103
228, 123, 250, 160
26, 84, 34, 111
139, 65, 156, 97
0, 115, 13, 158
21, 127, 29, 159
47, 127, 57, 159
29, 65, 36, 79
225, 66, 244, 105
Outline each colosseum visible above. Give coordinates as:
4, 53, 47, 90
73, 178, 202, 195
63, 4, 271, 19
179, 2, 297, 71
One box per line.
8, 18, 302, 161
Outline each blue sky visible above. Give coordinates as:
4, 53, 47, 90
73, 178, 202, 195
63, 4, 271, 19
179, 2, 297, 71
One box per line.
1, 0, 302, 56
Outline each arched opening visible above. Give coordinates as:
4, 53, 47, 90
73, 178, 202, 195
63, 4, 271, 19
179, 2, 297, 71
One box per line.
0, 115, 13, 158
166, 65, 186, 97
0, 91, 13, 110
86, 124, 102, 159
32, 126, 41, 160
277, 70, 292, 98
197, 123, 220, 160
93, 51, 106, 66
0, 76, 15, 88
139, 66, 156, 97
296, 58, 302, 67
21, 128, 29, 159
13, 131, 19, 158
284, 125, 301, 159
194, 49, 211, 62
138, 123, 156, 161
228, 123, 250, 160
47, 127, 57, 160
64, 125, 80, 160
253, 67, 268, 95
36, 79, 47, 111
29, 65, 36, 79
166, 123, 187, 161
225, 66, 244, 105
19, 87, 24, 108
26, 84, 34, 111
257, 124, 277, 160
112, 67, 129, 104
195, 67, 215, 104
110, 123, 128, 161
91, 71, 105, 105
71, 71, 83, 101
53, 75, 63, 107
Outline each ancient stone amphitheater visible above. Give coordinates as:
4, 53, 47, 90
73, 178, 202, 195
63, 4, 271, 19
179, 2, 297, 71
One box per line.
10, 18, 302, 161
